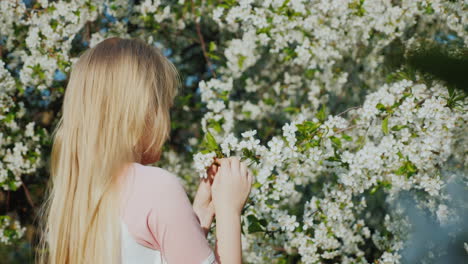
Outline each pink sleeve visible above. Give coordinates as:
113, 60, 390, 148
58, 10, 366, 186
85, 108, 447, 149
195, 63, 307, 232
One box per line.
145, 167, 216, 264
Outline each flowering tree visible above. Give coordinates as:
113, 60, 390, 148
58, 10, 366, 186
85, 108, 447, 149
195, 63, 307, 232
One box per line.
0, 0, 466, 263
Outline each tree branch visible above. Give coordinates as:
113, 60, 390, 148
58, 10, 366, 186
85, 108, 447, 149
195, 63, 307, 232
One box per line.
21, 179, 35, 209
191, 0, 217, 78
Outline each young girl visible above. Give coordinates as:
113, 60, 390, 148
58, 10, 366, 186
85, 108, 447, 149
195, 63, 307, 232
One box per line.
38, 37, 253, 264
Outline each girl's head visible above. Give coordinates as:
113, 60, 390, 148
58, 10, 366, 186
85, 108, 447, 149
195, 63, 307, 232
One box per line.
64, 37, 179, 163
38, 37, 180, 264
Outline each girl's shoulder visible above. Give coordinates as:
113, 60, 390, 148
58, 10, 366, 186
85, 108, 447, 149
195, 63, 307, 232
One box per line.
121, 162, 189, 212
130, 162, 182, 186
122, 162, 186, 199
120, 162, 189, 250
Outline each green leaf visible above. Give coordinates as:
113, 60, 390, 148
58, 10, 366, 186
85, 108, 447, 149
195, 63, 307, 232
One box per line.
18, 85, 25, 95
395, 165, 406, 175
219, 91, 229, 101
247, 215, 265, 233
205, 131, 218, 149
425, 3, 435, 14
242, 111, 251, 119
256, 26, 272, 34
397, 151, 404, 159
7, 171, 18, 191
200, 130, 219, 153
248, 222, 263, 233
326, 155, 341, 162
316, 105, 326, 122
282, 47, 298, 61
395, 160, 418, 178
50, 19, 59, 30
349, 0, 366, 16
342, 133, 353, 141
296, 121, 320, 135
209, 41, 217, 51
406, 162, 417, 175
263, 97, 275, 105
238, 55, 246, 69
369, 187, 380, 195
284, 106, 299, 114
207, 119, 222, 133
305, 68, 316, 79
330, 136, 342, 148
242, 148, 260, 164
370, 181, 393, 194
391, 125, 407, 131
89, 4, 97, 12
376, 103, 386, 112
382, 116, 389, 135
207, 53, 221, 60
4, 113, 15, 123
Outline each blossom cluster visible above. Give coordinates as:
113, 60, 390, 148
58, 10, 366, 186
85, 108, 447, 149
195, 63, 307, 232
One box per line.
199, 0, 467, 132
0, 215, 26, 245
196, 79, 467, 263
1, 61, 44, 191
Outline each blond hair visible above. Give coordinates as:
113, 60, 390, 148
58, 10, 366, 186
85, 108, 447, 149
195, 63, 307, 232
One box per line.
37, 37, 180, 263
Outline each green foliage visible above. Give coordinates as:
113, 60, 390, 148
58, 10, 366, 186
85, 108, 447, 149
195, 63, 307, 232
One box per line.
207, 118, 223, 133
330, 136, 342, 149
238, 55, 246, 69
295, 121, 321, 151
391, 125, 407, 131
395, 159, 418, 179
382, 116, 389, 135
199, 130, 222, 156
445, 86, 467, 110
316, 105, 326, 122
246, 214, 267, 234
241, 148, 261, 164
370, 181, 392, 194
349, 0, 366, 16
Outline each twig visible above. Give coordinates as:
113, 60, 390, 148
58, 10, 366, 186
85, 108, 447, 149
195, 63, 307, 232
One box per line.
335, 124, 361, 134
190, 0, 217, 78
21, 179, 35, 209
272, 246, 288, 252
416, 98, 426, 107
272, 246, 299, 254
364, 118, 375, 139
7, 191, 10, 211
84, 22, 91, 43
336, 106, 361, 117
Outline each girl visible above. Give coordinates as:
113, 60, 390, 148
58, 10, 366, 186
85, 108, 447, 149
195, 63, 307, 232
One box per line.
38, 37, 253, 264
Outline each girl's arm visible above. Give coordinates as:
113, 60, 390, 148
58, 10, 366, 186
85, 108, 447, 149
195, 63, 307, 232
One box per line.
145, 168, 216, 263
193, 164, 217, 237
211, 157, 253, 264
214, 209, 242, 263
193, 206, 214, 237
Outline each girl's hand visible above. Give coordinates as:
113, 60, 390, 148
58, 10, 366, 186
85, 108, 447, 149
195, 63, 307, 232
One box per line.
193, 162, 218, 236
212, 157, 253, 216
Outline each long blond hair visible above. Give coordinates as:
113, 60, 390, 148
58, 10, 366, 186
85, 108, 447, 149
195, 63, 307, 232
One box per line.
37, 37, 179, 264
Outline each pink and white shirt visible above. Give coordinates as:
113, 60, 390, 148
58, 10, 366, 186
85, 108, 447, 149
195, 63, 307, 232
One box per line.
119, 162, 216, 264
